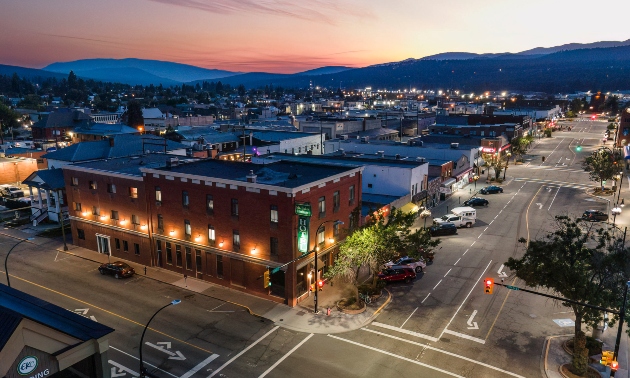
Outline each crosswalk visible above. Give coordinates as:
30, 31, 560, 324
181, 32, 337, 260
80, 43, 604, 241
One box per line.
521, 165, 585, 173
513, 177, 592, 190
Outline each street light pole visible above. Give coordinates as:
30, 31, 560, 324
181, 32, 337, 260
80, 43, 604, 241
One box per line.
139, 299, 181, 377
313, 220, 343, 314
612, 281, 630, 377
4, 237, 35, 287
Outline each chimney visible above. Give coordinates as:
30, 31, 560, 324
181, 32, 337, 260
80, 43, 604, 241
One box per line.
246, 170, 257, 183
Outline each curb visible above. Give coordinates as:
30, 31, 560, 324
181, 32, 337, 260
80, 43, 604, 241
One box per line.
541, 334, 574, 378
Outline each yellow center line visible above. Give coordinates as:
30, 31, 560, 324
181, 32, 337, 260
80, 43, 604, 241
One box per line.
3, 270, 214, 355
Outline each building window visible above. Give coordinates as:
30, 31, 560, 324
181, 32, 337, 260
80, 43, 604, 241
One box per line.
111, 210, 119, 220
77, 229, 85, 240
217, 255, 223, 279
89, 181, 97, 190
72, 177, 79, 186
317, 227, 325, 248
333, 222, 340, 237
182, 191, 189, 208
233, 230, 240, 250
132, 214, 140, 225
349, 185, 355, 205
270, 205, 278, 223
157, 214, 164, 231
129, 187, 138, 198
115, 238, 121, 249
333, 191, 340, 212
134, 243, 140, 255
208, 225, 215, 245
176, 245, 182, 267
92, 206, 100, 216
184, 220, 191, 239
107, 183, 116, 193
73, 202, 81, 211
206, 195, 214, 214
155, 186, 162, 203
367, 183, 373, 188
231, 199, 238, 216
270, 237, 279, 256
166, 242, 172, 264
123, 240, 129, 252
196, 249, 202, 272
318, 196, 326, 218
185, 247, 193, 270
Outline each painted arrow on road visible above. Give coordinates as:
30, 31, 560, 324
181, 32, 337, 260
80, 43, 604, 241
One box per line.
497, 264, 508, 278
73, 308, 97, 322
145, 342, 186, 360
109, 361, 138, 377
536, 203, 543, 209
467, 310, 479, 330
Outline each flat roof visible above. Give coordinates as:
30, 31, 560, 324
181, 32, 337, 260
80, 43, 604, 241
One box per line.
151, 159, 358, 188
262, 153, 426, 168
69, 153, 195, 176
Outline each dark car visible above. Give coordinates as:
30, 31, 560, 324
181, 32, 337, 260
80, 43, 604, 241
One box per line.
98, 261, 135, 278
479, 185, 503, 194
463, 197, 489, 207
429, 222, 458, 236
378, 267, 416, 283
582, 210, 608, 222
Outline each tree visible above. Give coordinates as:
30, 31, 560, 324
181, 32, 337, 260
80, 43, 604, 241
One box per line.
510, 137, 530, 162
0, 103, 21, 144
482, 153, 507, 181
582, 148, 620, 189
505, 216, 630, 374
125, 100, 144, 129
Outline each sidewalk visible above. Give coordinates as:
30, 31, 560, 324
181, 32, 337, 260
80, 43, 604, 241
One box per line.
0, 225, 390, 334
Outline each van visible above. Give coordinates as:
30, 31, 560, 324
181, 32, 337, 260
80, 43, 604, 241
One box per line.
451, 207, 477, 219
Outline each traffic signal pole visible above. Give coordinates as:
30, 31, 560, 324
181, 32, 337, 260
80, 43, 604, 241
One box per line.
612, 282, 630, 377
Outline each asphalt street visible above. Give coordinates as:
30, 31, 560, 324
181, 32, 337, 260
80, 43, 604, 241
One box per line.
1, 116, 622, 378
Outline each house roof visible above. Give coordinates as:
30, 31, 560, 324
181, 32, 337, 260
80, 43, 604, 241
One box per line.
0, 285, 114, 349
251, 131, 316, 143
32, 108, 91, 129
22, 168, 65, 190
142, 108, 164, 119
74, 123, 139, 137
42, 134, 187, 163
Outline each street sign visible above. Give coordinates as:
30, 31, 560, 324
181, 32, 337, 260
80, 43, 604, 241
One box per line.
505, 285, 519, 291
271, 267, 280, 274
295, 203, 312, 216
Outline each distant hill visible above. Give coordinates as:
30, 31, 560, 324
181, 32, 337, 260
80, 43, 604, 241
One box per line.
297, 66, 352, 75
44, 58, 239, 85
519, 39, 630, 55
189, 72, 291, 87
0, 64, 66, 80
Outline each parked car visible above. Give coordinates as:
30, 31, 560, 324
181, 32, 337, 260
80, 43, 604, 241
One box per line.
433, 214, 475, 228
378, 267, 416, 283
582, 210, 608, 222
429, 222, 458, 236
479, 185, 503, 194
385, 256, 426, 273
98, 261, 135, 279
463, 197, 489, 207
0, 186, 25, 198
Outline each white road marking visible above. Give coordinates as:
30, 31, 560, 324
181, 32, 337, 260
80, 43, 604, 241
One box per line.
499, 209, 502, 214
494, 215, 498, 219
477, 234, 483, 238
433, 279, 442, 290
443, 329, 486, 344
400, 307, 419, 328
466, 310, 479, 330
328, 334, 464, 377
208, 326, 280, 377
258, 334, 313, 378
483, 227, 488, 232
548, 186, 561, 210
463, 250, 468, 255
109, 361, 137, 377
372, 322, 439, 342
489, 220, 494, 225
497, 264, 508, 278
421, 293, 431, 303
444, 269, 452, 277
109, 347, 178, 378
180, 355, 220, 378
361, 329, 526, 378
454, 258, 461, 265
439, 260, 492, 339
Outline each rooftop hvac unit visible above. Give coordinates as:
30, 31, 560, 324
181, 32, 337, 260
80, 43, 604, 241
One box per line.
451, 143, 459, 149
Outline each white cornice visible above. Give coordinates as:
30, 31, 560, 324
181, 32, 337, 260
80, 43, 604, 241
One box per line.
64, 166, 144, 181
69, 216, 149, 238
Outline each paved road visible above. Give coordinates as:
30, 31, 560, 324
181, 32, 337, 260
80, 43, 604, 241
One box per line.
2, 118, 623, 378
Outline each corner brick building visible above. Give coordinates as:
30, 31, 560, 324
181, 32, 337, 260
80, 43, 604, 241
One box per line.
64, 155, 362, 306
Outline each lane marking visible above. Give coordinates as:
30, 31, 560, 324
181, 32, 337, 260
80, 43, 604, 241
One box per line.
362, 328, 526, 378
489, 220, 494, 225
433, 279, 442, 290
483, 227, 489, 232
109, 361, 138, 378
439, 260, 492, 339
548, 186, 561, 211
499, 210, 502, 214
180, 354, 220, 378
109, 347, 178, 378
329, 335, 465, 377
494, 215, 498, 219
208, 326, 280, 377
477, 234, 482, 239
444, 269, 452, 277
454, 258, 461, 265
400, 307, 419, 328
421, 293, 431, 303
371, 322, 439, 342
443, 329, 486, 344
258, 334, 314, 378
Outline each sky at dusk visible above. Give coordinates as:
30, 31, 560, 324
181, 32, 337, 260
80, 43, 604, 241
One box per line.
1, 0, 629, 74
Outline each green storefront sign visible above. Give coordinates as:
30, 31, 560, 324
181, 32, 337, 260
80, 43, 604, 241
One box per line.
295, 203, 312, 217
297, 216, 309, 254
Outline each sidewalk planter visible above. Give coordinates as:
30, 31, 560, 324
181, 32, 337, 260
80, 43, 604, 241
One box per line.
558, 364, 601, 378
336, 299, 366, 314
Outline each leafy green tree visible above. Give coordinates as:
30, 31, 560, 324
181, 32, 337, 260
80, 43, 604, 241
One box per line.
505, 216, 630, 373
0, 103, 21, 144
510, 136, 531, 162
582, 148, 621, 189
125, 100, 144, 129
482, 152, 507, 181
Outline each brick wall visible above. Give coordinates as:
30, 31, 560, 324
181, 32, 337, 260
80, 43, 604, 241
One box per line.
0, 158, 38, 185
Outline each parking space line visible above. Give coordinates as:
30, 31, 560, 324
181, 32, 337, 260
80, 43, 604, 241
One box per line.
400, 307, 418, 328
433, 280, 442, 290
208, 326, 280, 377
362, 329, 525, 378
258, 334, 313, 378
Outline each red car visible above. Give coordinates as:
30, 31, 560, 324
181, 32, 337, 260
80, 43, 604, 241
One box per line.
378, 267, 416, 283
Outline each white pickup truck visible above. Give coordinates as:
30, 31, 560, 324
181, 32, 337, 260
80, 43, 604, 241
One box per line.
433, 213, 475, 228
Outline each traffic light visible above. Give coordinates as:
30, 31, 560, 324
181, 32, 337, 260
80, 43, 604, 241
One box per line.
484, 278, 494, 294
601, 351, 613, 366
317, 280, 324, 291
611, 359, 619, 371
263, 270, 271, 288
576, 145, 582, 152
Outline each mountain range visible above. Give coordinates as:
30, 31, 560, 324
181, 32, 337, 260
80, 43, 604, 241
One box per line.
1, 39, 630, 92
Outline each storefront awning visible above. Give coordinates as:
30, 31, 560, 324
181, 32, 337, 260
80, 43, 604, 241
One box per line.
453, 167, 474, 181
441, 178, 457, 187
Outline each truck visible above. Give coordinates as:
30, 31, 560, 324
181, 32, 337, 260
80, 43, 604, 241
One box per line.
433, 206, 476, 228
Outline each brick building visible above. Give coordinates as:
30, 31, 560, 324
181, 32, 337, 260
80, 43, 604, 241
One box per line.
64, 156, 362, 306
0, 156, 39, 185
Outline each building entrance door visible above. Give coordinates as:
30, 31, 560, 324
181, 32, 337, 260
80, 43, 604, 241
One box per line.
96, 235, 111, 259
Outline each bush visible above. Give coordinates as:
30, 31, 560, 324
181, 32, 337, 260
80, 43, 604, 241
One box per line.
567, 335, 603, 356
